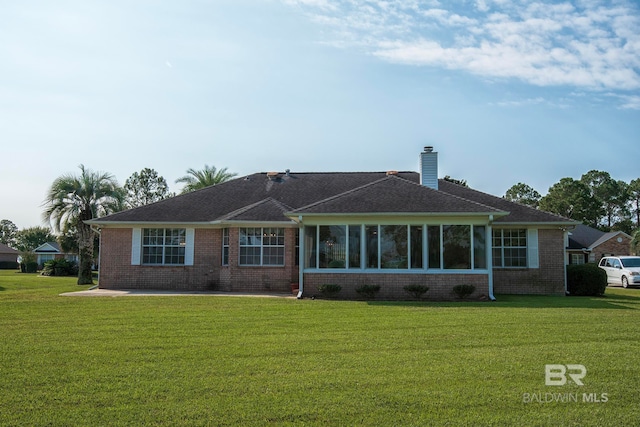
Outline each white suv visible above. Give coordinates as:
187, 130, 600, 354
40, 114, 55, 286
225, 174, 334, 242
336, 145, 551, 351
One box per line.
598, 256, 640, 288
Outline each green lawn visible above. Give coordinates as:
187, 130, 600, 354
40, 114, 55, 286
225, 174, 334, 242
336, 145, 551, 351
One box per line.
1, 270, 639, 426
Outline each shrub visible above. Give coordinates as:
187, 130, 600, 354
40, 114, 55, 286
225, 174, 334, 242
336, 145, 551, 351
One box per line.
317, 284, 342, 299
452, 284, 476, 299
355, 284, 381, 300
403, 284, 429, 300
40, 259, 78, 277
567, 263, 607, 296
19, 252, 38, 273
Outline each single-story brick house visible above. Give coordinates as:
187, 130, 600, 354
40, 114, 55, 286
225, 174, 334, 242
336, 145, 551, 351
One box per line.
33, 242, 79, 268
0, 242, 19, 268
88, 147, 576, 300
566, 224, 632, 265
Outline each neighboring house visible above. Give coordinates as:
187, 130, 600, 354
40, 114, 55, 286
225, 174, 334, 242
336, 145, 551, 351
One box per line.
33, 242, 79, 267
88, 147, 576, 300
566, 224, 631, 265
0, 242, 19, 266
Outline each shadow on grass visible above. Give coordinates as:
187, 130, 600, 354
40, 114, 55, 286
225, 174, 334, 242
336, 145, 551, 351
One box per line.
367, 290, 640, 310
0, 286, 4, 292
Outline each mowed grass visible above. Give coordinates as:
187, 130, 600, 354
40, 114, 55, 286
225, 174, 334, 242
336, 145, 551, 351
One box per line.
1, 270, 639, 426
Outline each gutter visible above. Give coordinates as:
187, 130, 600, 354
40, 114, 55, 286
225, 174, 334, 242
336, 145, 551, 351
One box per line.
487, 219, 496, 301
90, 225, 102, 287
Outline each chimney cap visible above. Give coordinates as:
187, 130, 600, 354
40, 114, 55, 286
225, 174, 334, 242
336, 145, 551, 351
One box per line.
423, 146, 434, 153
386, 170, 399, 176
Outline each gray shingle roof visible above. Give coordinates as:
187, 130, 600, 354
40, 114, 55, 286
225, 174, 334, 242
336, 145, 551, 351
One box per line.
290, 175, 505, 215
0, 242, 18, 254
437, 180, 573, 224
567, 224, 631, 249
91, 171, 574, 225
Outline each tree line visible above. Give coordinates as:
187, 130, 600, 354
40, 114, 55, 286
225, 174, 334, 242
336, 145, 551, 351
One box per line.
503, 170, 639, 234
503, 171, 640, 255
3, 165, 638, 284
0, 164, 237, 284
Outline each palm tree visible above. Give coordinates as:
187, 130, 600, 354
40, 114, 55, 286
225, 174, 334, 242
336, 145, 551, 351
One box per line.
43, 165, 124, 285
175, 164, 237, 194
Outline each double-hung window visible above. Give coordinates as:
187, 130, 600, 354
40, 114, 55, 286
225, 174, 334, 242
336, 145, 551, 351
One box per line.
239, 227, 284, 266
142, 228, 186, 265
493, 229, 527, 267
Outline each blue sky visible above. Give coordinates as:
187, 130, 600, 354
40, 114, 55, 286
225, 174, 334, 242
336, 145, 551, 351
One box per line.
2, 0, 639, 229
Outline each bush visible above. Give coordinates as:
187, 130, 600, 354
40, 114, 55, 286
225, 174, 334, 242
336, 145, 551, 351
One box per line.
403, 284, 429, 300
41, 259, 78, 277
452, 284, 476, 299
567, 263, 607, 296
20, 262, 38, 273
355, 284, 381, 300
19, 252, 38, 273
317, 284, 342, 299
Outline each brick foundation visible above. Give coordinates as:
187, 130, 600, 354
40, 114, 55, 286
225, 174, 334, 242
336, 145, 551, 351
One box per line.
301, 273, 489, 300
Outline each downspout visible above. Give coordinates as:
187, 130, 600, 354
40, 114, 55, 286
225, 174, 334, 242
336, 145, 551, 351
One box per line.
487, 216, 496, 301
297, 217, 304, 299
563, 226, 577, 296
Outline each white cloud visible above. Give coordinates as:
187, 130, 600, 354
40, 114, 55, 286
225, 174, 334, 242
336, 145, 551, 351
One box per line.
282, 0, 640, 94
610, 94, 640, 110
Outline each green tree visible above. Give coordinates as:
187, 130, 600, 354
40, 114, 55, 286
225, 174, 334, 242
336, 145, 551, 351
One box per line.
580, 170, 629, 229
124, 168, 172, 208
43, 165, 124, 285
632, 229, 640, 256
539, 178, 597, 221
504, 183, 541, 208
14, 226, 55, 252
175, 164, 237, 194
0, 219, 18, 247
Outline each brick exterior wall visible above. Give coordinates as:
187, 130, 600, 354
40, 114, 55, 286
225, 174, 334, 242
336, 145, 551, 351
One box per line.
493, 229, 566, 295
302, 273, 489, 300
99, 226, 567, 298
590, 236, 632, 263
99, 227, 298, 292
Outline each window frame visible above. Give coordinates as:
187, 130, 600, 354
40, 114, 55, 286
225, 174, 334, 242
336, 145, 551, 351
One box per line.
239, 227, 285, 266
142, 228, 186, 265
492, 228, 528, 268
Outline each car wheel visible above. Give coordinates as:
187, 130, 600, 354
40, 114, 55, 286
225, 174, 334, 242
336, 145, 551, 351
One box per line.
622, 276, 629, 288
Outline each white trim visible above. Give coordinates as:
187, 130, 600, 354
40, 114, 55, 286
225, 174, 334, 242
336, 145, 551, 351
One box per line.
185, 228, 195, 266
131, 228, 141, 265
487, 224, 495, 300
527, 229, 539, 269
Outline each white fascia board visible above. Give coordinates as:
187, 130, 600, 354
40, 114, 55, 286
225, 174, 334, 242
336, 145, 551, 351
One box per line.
217, 220, 298, 228
495, 221, 578, 228
287, 213, 505, 225
87, 221, 222, 229
90, 220, 298, 229
286, 211, 507, 219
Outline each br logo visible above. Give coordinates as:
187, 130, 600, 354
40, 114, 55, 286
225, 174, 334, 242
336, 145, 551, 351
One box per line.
545, 364, 586, 386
